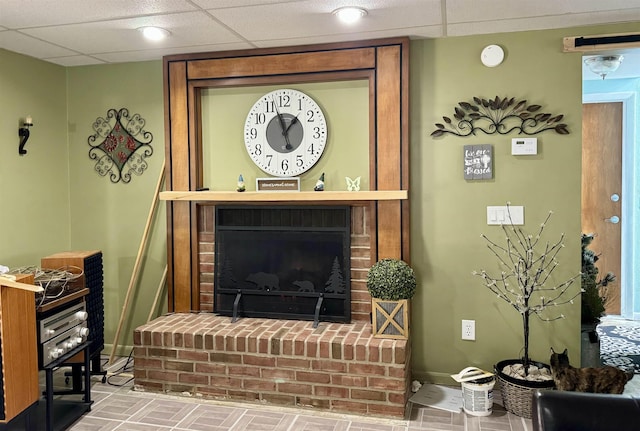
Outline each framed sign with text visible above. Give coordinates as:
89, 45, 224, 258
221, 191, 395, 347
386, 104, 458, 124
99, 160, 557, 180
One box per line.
256, 177, 300, 192
463, 144, 493, 180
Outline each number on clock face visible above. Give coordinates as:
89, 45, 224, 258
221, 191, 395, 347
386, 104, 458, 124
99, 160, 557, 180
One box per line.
244, 89, 328, 177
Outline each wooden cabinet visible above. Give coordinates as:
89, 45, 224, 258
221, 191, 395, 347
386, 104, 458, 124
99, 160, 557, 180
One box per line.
0, 274, 40, 425
0, 274, 93, 431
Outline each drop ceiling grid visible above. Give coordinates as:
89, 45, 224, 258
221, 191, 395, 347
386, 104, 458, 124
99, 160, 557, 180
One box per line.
0, 0, 638, 66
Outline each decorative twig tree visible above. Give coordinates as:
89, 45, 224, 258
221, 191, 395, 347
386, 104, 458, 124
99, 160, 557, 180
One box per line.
473, 207, 581, 375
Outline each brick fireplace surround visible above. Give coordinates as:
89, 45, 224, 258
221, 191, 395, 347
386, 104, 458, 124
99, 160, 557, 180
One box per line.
134, 205, 412, 418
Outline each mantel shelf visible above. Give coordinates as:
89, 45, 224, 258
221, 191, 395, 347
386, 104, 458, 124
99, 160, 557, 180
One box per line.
159, 190, 407, 203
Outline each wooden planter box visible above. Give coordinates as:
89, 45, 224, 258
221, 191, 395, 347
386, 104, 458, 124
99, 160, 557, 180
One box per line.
372, 298, 410, 339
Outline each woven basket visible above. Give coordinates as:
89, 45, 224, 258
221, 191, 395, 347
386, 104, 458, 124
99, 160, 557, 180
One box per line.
494, 359, 555, 419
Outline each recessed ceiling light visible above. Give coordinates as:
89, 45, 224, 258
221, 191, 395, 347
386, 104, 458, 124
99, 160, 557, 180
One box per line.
333, 7, 367, 24
138, 26, 171, 41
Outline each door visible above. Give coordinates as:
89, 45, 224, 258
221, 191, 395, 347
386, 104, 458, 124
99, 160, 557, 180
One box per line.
581, 102, 622, 315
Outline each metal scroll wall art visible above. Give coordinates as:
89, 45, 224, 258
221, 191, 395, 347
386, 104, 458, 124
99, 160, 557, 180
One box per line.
88, 108, 153, 183
431, 96, 569, 137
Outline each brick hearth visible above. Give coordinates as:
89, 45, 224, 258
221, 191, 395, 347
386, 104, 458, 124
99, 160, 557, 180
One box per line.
134, 205, 412, 418
133, 313, 411, 417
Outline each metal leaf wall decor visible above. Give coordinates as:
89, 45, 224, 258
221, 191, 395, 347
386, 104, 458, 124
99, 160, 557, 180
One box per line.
88, 108, 153, 183
431, 96, 569, 138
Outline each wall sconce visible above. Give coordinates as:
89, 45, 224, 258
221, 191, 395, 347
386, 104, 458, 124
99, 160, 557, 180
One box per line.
18, 115, 33, 155
584, 55, 624, 80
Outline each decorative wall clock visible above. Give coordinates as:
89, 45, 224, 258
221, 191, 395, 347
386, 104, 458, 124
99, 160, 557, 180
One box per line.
244, 89, 327, 177
88, 108, 153, 183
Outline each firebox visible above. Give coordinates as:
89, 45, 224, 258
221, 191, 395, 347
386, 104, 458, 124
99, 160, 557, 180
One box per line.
214, 206, 351, 325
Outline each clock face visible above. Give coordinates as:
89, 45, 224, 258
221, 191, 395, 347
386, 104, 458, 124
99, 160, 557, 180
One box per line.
244, 89, 327, 177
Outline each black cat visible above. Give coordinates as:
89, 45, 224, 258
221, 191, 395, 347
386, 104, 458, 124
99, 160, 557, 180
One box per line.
550, 348, 632, 394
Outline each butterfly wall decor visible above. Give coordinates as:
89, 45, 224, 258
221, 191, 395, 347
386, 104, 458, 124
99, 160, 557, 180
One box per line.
345, 176, 361, 192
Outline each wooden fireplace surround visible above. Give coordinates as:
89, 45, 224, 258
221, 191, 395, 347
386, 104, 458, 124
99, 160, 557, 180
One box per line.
162, 38, 410, 312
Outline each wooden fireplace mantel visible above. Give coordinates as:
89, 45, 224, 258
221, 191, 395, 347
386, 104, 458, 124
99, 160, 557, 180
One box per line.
159, 190, 407, 204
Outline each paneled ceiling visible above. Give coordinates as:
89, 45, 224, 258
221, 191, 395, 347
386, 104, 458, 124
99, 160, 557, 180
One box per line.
0, 0, 639, 78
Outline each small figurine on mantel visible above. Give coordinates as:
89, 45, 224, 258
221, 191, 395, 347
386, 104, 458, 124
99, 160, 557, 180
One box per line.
236, 174, 246, 192
314, 173, 325, 191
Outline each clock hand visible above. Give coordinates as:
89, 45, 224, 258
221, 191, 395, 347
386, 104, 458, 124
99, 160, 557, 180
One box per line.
284, 114, 299, 135
280, 114, 299, 151
272, 98, 286, 130
272, 97, 292, 150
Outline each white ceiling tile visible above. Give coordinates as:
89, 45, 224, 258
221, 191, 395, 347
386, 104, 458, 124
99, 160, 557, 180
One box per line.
447, 8, 640, 36
446, 0, 640, 24
44, 55, 108, 67
0, 30, 78, 58
92, 42, 255, 63
209, 0, 439, 42
191, 0, 305, 7
0, 0, 198, 28
559, 9, 640, 32
252, 25, 442, 49
20, 12, 246, 55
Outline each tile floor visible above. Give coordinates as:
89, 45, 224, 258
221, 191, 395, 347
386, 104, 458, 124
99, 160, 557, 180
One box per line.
50, 356, 638, 431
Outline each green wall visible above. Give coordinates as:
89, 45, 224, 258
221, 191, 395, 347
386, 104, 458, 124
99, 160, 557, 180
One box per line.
0, 49, 69, 265
411, 21, 638, 382
411, 30, 582, 382
1, 21, 639, 376
202, 81, 370, 191
65, 62, 167, 354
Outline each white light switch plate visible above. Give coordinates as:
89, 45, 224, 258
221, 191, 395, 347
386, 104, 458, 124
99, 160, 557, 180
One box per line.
511, 138, 537, 155
487, 206, 524, 225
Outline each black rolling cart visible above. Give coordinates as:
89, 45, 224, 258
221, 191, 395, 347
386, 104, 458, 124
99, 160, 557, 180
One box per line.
41, 341, 93, 431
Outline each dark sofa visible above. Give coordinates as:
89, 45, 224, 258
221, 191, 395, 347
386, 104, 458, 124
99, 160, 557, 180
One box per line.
532, 389, 640, 430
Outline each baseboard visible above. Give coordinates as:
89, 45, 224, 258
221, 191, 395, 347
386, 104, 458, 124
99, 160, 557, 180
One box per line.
412, 371, 462, 387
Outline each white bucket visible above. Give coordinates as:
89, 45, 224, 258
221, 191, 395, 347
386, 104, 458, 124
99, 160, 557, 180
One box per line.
457, 368, 495, 416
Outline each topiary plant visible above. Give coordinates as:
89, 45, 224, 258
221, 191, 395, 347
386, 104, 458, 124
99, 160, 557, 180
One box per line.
366, 258, 416, 300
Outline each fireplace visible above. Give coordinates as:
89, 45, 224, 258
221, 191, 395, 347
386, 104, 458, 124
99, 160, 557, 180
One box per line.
141, 39, 411, 418
214, 206, 351, 325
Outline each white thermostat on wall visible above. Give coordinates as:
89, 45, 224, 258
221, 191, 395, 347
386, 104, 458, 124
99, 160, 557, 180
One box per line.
511, 138, 537, 155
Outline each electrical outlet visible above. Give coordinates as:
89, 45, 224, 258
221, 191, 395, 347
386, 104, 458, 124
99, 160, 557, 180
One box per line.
462, 319, 475, 341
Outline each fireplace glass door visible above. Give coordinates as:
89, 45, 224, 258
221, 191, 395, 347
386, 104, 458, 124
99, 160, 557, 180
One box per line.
214, 206, 351, 323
